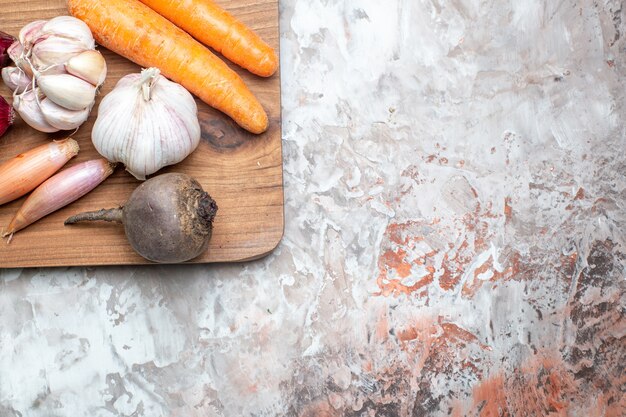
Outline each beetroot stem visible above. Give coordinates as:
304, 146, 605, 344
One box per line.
64, 208, 123, 225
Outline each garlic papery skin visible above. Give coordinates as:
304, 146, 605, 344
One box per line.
37, 73, 96, 111
31, 36, 88, 68
18, 20, 46, 48
39, 98, 91, 130
92, 67, 201, 180
38, 17, 95, 51
7, 41, 34, 78
65, 50, 107, 86
2, 66, 31, 92
7, 41, 23, 63
13, 89, 60, 133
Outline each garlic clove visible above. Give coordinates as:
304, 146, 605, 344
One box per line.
65, 50, 107, 87
31, 36, 88, 69
18, 20, 46, 48
13, 89, 60, 133
39, 97, 90, 130
7, 41, 34, 78
7, 41, 23, 63
38, 16, 95, 51
2, 66, 32, 92
37, 63, 68, 76
37, 73, 96, 111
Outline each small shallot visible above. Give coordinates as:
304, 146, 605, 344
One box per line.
3, 158, 115, 238
0, 138, 79, 205
0, 95, 14, 137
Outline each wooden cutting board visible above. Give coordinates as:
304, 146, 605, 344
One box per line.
0, 0, 283, 268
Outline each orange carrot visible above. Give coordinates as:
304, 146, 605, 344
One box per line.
138, 0, 278, 77
67, 0, 268, 134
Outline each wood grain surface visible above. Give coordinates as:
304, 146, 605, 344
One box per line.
0, 0, 283, 268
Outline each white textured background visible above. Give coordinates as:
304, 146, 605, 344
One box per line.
1, 0, 625, 416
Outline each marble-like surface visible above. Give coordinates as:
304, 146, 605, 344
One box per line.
1, 0, 625, 416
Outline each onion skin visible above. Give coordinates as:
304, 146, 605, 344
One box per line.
0, 95, 14, 137
0, 138, 79, 205
4, 158, 115, 236
0, 31, 16, 69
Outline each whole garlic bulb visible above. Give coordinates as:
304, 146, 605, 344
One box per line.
2, 16, 106, 133
92, 68, 201, 180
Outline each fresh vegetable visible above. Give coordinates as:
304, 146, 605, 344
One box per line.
67, 0, 269, 134
0, 95, 14, 137
2, 66, 31, 92
3, 158, 115, 239
31, 17, 95, 68
138, 0, 278, 77
38, 98, 92, 131
0, 138, 79, 205
36, 16, 95, 52
12, 89, 60, 133
65, 50, 107, 86
31, 35, 91, 70
7, 42, 31, 77
15, 17, 95, 70
2, 16, 107, 132
0, 31, 16, 69
65, 173, 218, 263
36, 73, 97, 111
92, 67, 201, 180
17, 20, 46, 50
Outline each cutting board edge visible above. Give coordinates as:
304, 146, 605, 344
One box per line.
0, 231, 284, 269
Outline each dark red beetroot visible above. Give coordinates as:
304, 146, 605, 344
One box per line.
65, 173, 218, 263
